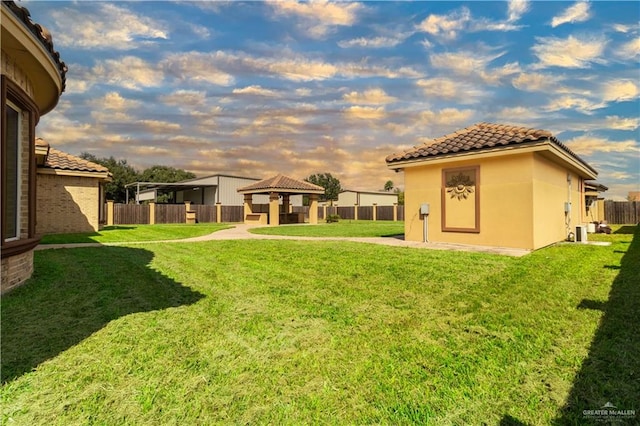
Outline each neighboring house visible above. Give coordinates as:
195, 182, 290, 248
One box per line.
386, 122, 598, 251
338, 190, 398, 206
36, 139, 112, 234
628, 191, 640, 202
584, 181, 608, 224
131, 174, 303, 206
1, 1, 67, 293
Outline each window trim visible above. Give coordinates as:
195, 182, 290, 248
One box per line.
441, 165, 481, 233
1, 76, 41, 257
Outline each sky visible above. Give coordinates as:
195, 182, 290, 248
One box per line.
24, 0, 640, 199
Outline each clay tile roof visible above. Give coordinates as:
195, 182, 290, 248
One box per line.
386, 122, 594, 173
237, 173, 325, 194
43, 148, 110, 174
4, 1, 67, 91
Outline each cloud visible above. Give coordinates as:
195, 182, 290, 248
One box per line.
138, 119, 181, 133
416, 7, 471, 40
338, 36, 406, 49
420, 108, 476, 127
232, 85, 279, 97
551, 1, 592, 28
602, 79, 639, 103
507, 0, 529, 22
161, 52, 235, 86
532, 35, 607, 68
343, 88, 397, 105
416, 78, 487, 103
543, 96, 604, 114
512, 72, 561, 92
564, 135, 640, 155
429, 49, 517, 84
51, 3, 167, 50
268, 0, 363, 38
90, 92, 141, 111
89, 56, 165, 90
343, 106, 387, 120
159, 90, 208, 107
617, 37, 640, 60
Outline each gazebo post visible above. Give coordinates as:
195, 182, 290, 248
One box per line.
243, 194, 253, 222
309, 194, 319, 224
269, 192, 280, 226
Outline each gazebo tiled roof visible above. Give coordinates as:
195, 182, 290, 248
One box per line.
386, 122, 596, 175
237, 173, 324, 194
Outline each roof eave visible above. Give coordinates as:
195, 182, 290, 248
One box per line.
387, 140, 597, 179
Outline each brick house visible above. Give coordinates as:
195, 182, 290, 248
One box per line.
1, 1, 67, 292
36, 139, 111, 234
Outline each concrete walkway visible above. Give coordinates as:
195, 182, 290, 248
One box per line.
37, 224, 530, 257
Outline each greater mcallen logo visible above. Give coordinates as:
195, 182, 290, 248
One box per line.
583, 402, 636, 422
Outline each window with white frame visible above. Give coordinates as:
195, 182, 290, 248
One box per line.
4, 102, 21, 241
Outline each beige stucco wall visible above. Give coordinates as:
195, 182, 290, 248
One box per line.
36, 173, 102, 234
531, 153, 584, 249
403, 151, 586, 250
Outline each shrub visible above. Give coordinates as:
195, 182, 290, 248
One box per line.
326, 214, 341, 223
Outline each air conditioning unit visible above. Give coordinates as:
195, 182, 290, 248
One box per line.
575, 225, 588, 243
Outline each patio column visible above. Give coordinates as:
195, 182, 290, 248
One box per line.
243, 194, 253, 222
309, 194, 319, 225
106, 200, 114, 226
269, 192, 280, 226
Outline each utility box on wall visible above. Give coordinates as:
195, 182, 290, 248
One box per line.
420, 203, 430, 215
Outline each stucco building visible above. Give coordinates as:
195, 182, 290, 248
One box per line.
2, 1, 67, 292
36, 140, 111, 234
386, 122, 598, 251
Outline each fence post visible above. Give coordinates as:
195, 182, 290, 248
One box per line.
323, 205, 327, 221
354, 204, 358, 221
149, 202, 156, 225
106, 200, 114, 226
373, 203, 377, 221
216, 202, 222, 223
393, 203, 398, 221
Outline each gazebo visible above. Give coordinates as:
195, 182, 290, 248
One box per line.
237, 174, 324, 226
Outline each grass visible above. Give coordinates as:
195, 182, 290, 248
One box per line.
250, 220, 405, 237
2, 225, 637, 425
39, 223, 231, 244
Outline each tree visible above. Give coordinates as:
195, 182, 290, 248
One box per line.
305, 173, 342, 203
80, 153, 139, 203
384, 180, 394, 191
139, 165, 196, 183
394, 188, 405, 205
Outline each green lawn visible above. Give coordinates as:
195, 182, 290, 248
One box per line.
39, 223, 231, 244
250, 220, 405, 237
2, 226, 637, 425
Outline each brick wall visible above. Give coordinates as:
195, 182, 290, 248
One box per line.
37, 173, 101, 234
1, 250, 34, 294
1, 51, 37, 291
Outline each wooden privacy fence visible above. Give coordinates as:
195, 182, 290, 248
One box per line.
106, 201, 405, 226
604, 201, 640, 224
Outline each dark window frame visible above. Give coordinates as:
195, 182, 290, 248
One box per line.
1, 76, 41, 257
